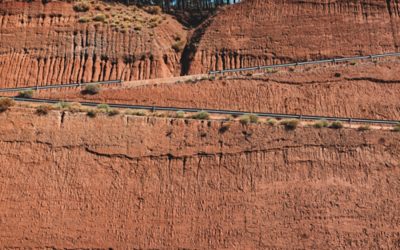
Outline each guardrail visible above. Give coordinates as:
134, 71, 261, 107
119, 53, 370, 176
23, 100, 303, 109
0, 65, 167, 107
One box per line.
208, 52, 400, 74
11, 97, 400, 125
0, 80, 123, 93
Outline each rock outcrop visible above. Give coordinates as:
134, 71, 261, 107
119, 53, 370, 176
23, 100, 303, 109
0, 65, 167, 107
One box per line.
186, 0, 400, 74
0, 108, 399, 249
0, 0, 186, 87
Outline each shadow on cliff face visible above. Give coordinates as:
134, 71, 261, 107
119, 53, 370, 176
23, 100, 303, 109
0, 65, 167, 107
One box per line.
180, 16, 214, 75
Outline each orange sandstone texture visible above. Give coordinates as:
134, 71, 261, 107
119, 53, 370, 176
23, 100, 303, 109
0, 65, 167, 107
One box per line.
186, 0, 400, 74
0, 0, 186, 87
0, 108, 399, 249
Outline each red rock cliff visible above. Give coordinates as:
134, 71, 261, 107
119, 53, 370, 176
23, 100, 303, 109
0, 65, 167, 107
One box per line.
0, 0, 186, 87
0, 108, 399, 249
187, 0, 400, 74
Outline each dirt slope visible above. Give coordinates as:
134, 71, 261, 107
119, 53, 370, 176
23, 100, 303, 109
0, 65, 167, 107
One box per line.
36, 60, 400, 120
186, 0, 400, 74
0, 108, 399, 249
0, 0, 186, 87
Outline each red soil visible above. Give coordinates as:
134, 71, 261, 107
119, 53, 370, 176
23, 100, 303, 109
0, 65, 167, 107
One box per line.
0, 107, 399, 248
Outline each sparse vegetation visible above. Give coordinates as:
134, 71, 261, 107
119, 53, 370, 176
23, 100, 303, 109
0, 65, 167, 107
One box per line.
280, 119, 299, 130
176, 111, 185, 118
239, 114, 259, 125
68, 102, 83, 113
82, 83, 100, 95
358, 125, 370, 131
17, 89, 34, 98
191, 111, 210, 120
97, 103, 110, 110
393, 124, 400, 132
73, 2, 90, 12
267, 118, 278, 126
107, 109, 120, 116
314, 120, 329, 128
55, 101, 71, 110
0, 97, 15, 112
35, 105, 53, 116
329, 121, 343, 129
248, 114, 259, 123
334, 72, 341, 78
239, 115, 250, 125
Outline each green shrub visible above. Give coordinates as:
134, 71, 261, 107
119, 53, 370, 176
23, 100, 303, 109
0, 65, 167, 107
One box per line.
82, 83, 100, 95
191, 111, 210, 120
267, 118, 278, 126
35, 104, 53, 115
55, 101, 71, 110
240, 114, 259, 124
17, 89, 34, 98
329, 121, 343, 129
87, 110, 97, 118
97, 103, 110, 110
107, 109, 120, 116
133, 111, 146, 116
393, 124, 400, 132
0, 97, 15, 112
93, 13, 106, 22
239, 115, 250, 125
67, 102, 82, 113
358, 125, 370, 131
334, 72, 341, 78
314, 120, 329, 128
73, 2, 90, 12
176, 111, 185, 118
280, 119, 299, 130
248, 114, 259, 123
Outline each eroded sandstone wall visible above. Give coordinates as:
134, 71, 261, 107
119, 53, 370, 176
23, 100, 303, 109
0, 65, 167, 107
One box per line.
0, 1, 186, 87
0, 108, 399, 249
187, 0, 400, 74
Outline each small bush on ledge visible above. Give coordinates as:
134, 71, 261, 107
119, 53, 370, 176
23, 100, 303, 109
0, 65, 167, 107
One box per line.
0, 97, 15, 112
17, 89, 34, 98
191, 111, 210, 120
329, 121, 343, 129
314, 120, 329, 128
82, 83, 100, 95
358, 125, 370, 131
392, 124, 400, 132
35, 104, 53, 116
280, 119, 299, 130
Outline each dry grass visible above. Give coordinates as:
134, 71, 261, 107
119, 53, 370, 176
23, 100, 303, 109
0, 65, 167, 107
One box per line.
73, 2, 165, 33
